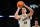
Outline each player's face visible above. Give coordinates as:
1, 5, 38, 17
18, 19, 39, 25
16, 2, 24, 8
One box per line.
35, 21, 38, 25
21, 8, 27, 14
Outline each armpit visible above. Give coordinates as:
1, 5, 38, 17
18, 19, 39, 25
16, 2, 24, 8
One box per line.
18, 15, 21, 20
19, 18, 21, 20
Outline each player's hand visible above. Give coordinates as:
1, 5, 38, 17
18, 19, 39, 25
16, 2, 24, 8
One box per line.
21, 1, 26, 6
24, 3, 25, 6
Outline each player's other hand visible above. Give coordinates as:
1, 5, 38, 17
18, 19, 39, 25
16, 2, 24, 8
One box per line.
21, 1, 26, 6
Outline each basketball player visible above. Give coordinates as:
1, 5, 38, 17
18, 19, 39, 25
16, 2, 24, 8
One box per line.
14, 2, 34, 27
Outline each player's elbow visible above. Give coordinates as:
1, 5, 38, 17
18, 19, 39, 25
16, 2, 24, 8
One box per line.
31, 10, 34, 13
14, 16, 18, 19
14, 17, 18, 19
32, 10, 34, 13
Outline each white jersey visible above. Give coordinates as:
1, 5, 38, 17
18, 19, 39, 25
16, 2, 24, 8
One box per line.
32, 25, 39, 27
18, 14, 31, 27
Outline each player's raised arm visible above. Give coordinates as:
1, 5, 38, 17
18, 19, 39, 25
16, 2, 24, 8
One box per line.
14, 7, 21, 19
24, 4, 34, 18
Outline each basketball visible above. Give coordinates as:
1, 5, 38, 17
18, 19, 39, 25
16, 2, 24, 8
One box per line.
17, 1, 24, 8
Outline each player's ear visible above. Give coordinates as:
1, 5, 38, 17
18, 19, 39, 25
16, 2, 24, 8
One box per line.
21, 9, 22, 11
21, 10, 22, 12
26, 10, 27, 12
21, 9, 22, 12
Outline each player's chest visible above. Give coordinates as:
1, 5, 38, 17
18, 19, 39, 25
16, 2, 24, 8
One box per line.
21, 16, 27, 21
21, 16, 28, 24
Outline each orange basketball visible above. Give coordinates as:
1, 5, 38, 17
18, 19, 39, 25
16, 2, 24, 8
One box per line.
17, 1, 24, 8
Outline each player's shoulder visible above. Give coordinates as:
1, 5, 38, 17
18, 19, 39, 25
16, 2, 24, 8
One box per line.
18, 15, 22, 20
18, 15, 23, 18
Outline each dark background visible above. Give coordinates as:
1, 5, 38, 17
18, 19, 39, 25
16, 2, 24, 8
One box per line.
0, 0, 40, 27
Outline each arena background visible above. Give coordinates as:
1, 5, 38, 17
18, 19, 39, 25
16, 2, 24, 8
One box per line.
0, 0, 40, 27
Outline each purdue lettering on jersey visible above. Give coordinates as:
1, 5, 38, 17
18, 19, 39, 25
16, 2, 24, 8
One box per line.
22, 17, 27, 21
22, 17, 27, 24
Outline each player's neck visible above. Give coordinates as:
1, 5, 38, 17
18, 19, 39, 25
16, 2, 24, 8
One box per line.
22, 13, 26, 16
22, 13, 26, 14
35, 25, 38, 27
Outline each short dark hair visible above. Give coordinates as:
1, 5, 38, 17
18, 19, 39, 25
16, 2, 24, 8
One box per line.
35, 20, 38, 22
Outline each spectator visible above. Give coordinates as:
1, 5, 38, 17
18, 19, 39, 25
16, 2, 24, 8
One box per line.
32, 20, 40, 27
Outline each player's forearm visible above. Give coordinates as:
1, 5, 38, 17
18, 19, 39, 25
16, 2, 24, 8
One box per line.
24, 5, 34, 12
15, 9, 20, 16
